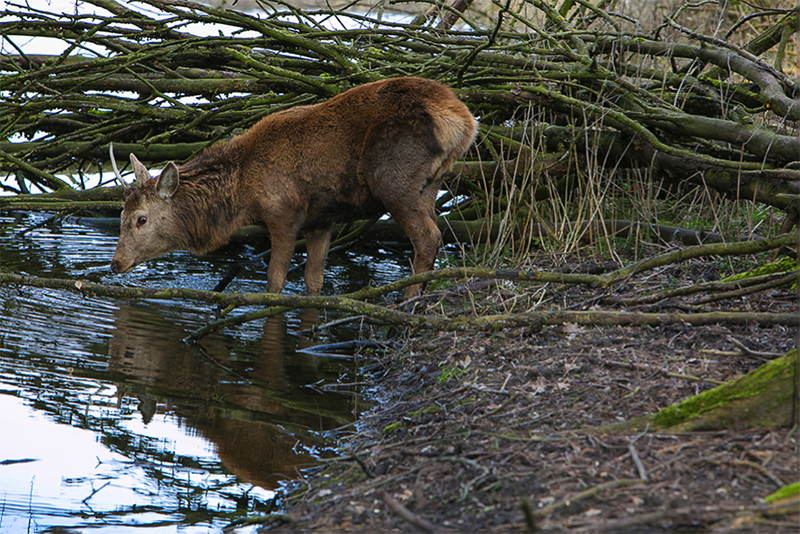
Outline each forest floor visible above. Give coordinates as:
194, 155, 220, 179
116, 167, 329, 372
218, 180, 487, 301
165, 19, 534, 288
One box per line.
268, 252, 799, 533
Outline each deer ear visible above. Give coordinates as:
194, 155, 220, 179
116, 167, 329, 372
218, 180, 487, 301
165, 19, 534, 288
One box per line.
156, 162, 180, 200
129, 154, 151, 186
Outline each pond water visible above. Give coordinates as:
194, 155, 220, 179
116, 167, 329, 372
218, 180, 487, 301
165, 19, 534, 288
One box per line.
0, 212, 404, 532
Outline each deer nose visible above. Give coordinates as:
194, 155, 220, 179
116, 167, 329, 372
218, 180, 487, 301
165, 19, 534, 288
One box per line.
110, 260, 121, 274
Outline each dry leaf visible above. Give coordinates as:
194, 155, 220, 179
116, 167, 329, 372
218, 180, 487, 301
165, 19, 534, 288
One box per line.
529, 376, 547, 395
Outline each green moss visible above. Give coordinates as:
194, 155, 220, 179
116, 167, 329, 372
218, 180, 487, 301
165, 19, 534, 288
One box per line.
653, 350, 796, 429
721, 257, 798, 282
383, 421, 403, 434
407, 404, 441, 418
438, 363, 468, 383
764, 482, 800, 503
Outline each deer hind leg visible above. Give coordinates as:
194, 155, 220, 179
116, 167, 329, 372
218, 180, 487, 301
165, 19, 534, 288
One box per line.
377, 165, 445, 300
397, 133, 475, 298
365, 122, 471, 299
398, 207, 441, 299
303, 227, 331, 296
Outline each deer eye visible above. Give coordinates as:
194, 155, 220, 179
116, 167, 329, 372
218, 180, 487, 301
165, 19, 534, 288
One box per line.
136, 216, 147, 228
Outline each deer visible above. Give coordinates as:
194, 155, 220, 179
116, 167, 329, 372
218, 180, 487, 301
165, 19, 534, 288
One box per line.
110, 77, 477, 298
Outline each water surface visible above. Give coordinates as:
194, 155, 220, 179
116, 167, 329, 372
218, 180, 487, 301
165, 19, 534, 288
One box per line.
0, 212, 397, 532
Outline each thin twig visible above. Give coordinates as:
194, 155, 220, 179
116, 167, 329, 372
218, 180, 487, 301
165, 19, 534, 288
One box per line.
628, 442, 648, 482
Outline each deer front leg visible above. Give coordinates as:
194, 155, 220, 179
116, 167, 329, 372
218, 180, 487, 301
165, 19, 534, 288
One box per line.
266, 223, 301, 294
304, 227, 331, 296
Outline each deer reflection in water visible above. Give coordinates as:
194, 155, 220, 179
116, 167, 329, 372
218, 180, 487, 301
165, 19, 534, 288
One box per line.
108, 304, 357, 489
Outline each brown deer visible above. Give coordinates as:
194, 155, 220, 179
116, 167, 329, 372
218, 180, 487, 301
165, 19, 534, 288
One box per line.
110, 77, 477, 297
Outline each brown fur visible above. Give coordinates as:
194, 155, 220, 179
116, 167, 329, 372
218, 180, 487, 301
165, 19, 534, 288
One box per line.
111, 77, 477, 297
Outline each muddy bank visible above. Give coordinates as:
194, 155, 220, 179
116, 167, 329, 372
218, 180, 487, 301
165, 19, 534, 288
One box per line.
263, 270, 798, 532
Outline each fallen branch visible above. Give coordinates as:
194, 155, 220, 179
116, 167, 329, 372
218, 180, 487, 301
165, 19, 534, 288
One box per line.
574, 505, 735, 533
730, 459, 786, 487
602, 360, 725, 386
5, 271, 797, 342
608, 270, 798, 307
701, 337, 785, 361
3, 228, 797, 340
380, 490, 454, 533
692, 271, 798, 304
603, 233, 797, 284
533, 478, 645, 520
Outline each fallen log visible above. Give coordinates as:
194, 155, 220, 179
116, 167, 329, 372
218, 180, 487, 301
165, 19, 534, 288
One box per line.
652, 349, 798, 431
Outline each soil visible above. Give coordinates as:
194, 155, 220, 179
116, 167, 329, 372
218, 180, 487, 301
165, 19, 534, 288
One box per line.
267, 253, 799, 533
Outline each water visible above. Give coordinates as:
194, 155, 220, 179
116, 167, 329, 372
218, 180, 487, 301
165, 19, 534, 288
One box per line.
0, 212, 401, 533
